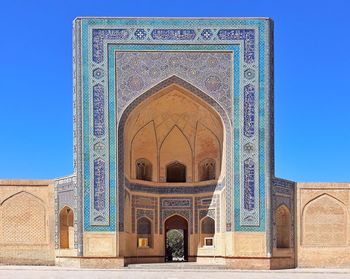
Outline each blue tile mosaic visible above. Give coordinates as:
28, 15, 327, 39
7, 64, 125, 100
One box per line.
93, 158, 106, 211
134, 28, 147, 39
244, 84, 255, 138
217, 29, 255, 63
92, 29, 130, 63
243, 158, 255, 211
92, 84, 105, 137
201, 29, 213, 40
75, 17, 272, 234
151, 29, 196, 40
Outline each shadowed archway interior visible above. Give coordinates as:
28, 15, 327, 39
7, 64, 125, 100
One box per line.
117, 75, 233, 265
124, 82, 224, 184
164, 215, 189, 262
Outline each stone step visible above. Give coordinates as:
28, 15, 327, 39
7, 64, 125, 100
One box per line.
127, 262, 228, 270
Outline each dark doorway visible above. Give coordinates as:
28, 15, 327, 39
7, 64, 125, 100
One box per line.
166, 161, 186, 182
164, 215, 188, 262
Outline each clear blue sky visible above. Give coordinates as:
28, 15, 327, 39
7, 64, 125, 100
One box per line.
0, 0, 349, 181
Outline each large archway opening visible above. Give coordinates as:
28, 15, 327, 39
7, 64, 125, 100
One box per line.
164, 215, 189, 262
118, 76, 231, 262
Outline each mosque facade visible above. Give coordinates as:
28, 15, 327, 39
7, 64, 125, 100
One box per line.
0, 17, 349, 269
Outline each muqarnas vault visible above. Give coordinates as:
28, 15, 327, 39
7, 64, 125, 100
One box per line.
0, 17, 349, 269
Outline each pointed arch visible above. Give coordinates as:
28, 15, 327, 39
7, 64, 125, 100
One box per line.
160, 125, 192, 182
1, 191, 46, 244
275, 204, 291, 248
137, 216, 153, 248
59, 206, 74, 249
135, 158, 153, 181
194, 122, 221, 181
1, 190, 45, 206
200, 216, 215, 247
118, 75, 231, 231
302, 193, 347, 246
198, 158, 216, 181
166, 161, 187, 182
129, 120, 157, 181
201, 216, 215, 234
164, 214, 189, 231
164, 214, 189, 261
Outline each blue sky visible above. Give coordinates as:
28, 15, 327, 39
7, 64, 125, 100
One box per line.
0, 0, 349, 181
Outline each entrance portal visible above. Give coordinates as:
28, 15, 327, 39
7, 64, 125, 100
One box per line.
164, 215, 188, 262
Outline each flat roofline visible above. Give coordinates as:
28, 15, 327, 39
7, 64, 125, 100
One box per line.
74, 16, 272, 21
54, 174, 76, 181
297, 181, 350, 184
0, 179, 53, 186
297, 182, 350, 188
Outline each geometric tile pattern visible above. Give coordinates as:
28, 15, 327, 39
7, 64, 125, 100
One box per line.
115, 52, 233, 116
54, 175, 79, 251
272, 178, 296, 248
119, 76, 231, 232
73, 18, 273, 235
131, 195, 157, 234
195, 195, 220, 233
160, 197, 193, 234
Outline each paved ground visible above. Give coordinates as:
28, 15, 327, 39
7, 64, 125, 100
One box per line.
1, 266, 350, 279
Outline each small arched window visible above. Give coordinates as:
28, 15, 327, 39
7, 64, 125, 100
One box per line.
137, 217, 152, 248
136, 158, 152, 181
199, 158, 216, 181
166, 161, 186, 182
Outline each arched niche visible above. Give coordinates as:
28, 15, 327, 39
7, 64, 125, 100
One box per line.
198, 158, 216, 181
200, 216, 215, 247
166, 161, 187, 182
164, 215, 189, 261
275, 205, 291, 248
195, 122, 221, 181
1, 191, 46, 244
119, 76, 230, 231
137, 217, 152, 248
130, 121, 157, 181
160, 126, 192, 182
59, 206, 74, 249
135, 158, 153, 181
302, 194, 347, 246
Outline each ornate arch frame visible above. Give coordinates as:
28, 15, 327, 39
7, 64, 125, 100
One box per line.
118, 76, 230, 232
74, 18, 273, 255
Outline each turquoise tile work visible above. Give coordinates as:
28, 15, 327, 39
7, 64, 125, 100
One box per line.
73, 17, 272, 234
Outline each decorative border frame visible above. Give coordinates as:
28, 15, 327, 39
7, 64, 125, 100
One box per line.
118, 75, 233, 232
73, 18, 272, 237
54, 175, 80, 252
